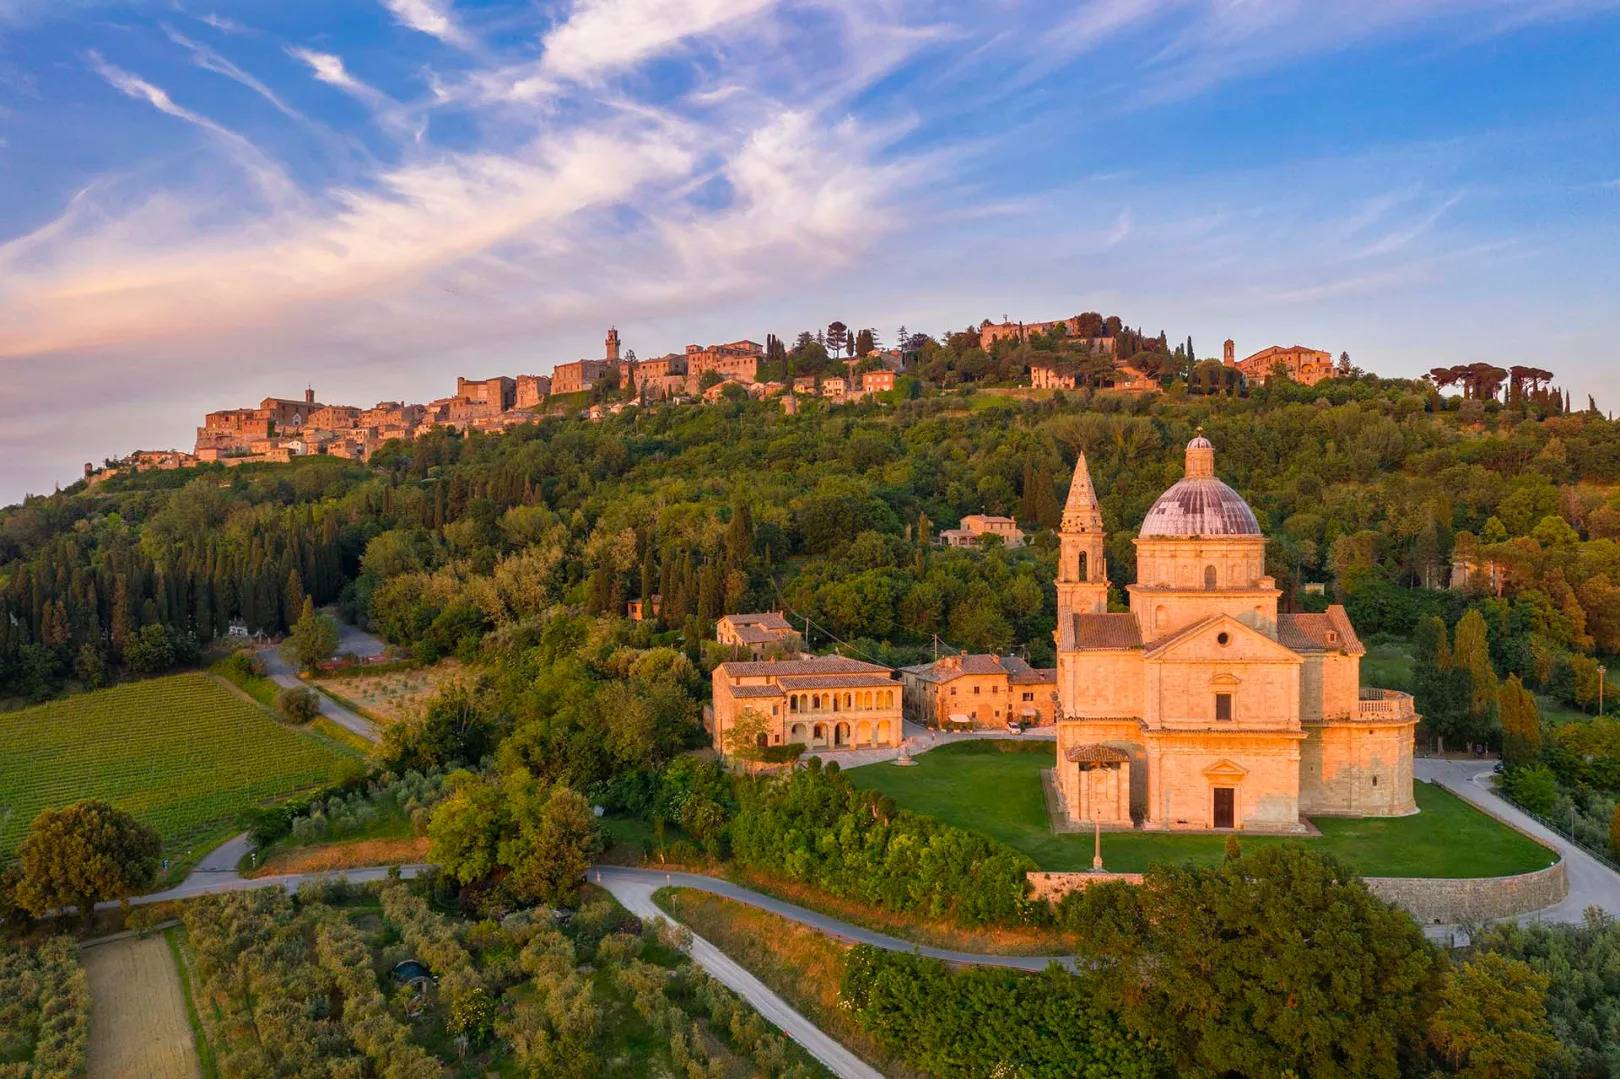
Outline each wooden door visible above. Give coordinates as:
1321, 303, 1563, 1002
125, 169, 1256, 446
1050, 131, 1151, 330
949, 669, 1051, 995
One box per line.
1213, 787, 1235, 829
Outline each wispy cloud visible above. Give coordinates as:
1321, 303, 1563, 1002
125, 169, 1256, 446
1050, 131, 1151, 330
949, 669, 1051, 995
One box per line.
286, 46, 391, 111
381, 0, 473, 49
540, 0, 776, 83
1354, 193, 1463, 258
84, 50, 292, 201
163, 25, 305, 122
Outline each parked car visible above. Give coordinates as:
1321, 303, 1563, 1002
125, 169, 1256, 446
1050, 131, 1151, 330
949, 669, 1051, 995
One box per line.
1005, 718, 1024, 734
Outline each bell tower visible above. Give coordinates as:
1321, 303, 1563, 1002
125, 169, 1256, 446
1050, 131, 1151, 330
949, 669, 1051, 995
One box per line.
605, 327, 621, 364
1057, 453, 1109, 617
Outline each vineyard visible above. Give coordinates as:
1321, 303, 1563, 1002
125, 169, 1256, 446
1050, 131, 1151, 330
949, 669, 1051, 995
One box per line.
0, 673, 354, 860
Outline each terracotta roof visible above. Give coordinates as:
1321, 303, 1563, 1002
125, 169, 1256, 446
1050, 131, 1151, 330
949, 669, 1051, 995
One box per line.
1277, 606, 1365, 656
905, 654, 1059, 684
1073, 613, 1142, 650
775, 674, 896, 690
1066, 744, 1131, 764
729, 685, 782, 698
719, 656, 889, 677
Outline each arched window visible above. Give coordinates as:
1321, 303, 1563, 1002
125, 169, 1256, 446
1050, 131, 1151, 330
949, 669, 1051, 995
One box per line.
1078, 551, 1089, 582
1204, 565, 1217, 590
1155, 605, 1168, 631
811, 694, 821, 711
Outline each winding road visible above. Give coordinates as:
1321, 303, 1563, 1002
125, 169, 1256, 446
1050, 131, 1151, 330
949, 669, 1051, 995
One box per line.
257, 617, 386, 743
1415, 758, 1620, 922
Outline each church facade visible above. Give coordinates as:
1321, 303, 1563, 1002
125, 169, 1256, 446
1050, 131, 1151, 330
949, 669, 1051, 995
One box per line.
1053, 435, 1418, 832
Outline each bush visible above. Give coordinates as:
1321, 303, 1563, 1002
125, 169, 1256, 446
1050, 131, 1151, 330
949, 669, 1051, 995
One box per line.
729, 760, 1036, 926
1503, 765, 1560, 817
759, 742, 806, 764
277, 686, 321, 724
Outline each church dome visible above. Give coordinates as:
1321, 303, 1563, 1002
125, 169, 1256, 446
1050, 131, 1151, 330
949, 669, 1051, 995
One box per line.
1138, 434, 1262, 538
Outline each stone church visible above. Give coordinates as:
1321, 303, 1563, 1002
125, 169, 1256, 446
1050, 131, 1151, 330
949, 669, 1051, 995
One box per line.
1053, 434, 1418, 832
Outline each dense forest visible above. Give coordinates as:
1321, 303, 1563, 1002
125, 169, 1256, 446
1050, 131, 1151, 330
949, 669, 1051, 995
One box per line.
3, 369, 1612, 700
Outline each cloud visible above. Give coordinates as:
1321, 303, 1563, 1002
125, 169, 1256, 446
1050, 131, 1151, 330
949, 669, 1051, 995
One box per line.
287, 46, 391, 111
1354, 193, 1463, 258
540, 0, 776, 82
381, 0, 473, 48
198, 12, 246, 34
85, 50, 292, 201
163, 25, 305, 122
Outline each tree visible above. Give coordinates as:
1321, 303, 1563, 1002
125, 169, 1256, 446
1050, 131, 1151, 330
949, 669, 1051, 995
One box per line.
74, 644, 108, 689
284, 597, 339, 672
277, 685, 321, 724
1499, 675, 1543, 768
14, 801, 161, 917
826, 321, 849, 357
506, 783, 602, 905
123, 623, 178, 674
1453, 609, 1499, 739
854, 328, 875, 356
1063, 844, 1439, 1079
1427, 953, 1564, 1079
723, 708, 771, 761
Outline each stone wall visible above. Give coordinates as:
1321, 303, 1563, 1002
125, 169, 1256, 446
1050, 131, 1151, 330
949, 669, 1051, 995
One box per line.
1363, 861, 1567, 925
1026, 860, 1566, 924
1027, 871, 1142, 902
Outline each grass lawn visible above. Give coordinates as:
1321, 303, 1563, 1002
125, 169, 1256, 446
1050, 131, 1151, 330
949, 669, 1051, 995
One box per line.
847, 741, 1556, 878
0, 672, 356, 863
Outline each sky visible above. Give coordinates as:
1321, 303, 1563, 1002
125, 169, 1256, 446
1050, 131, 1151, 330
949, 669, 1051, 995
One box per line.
1, 0, 1618, 504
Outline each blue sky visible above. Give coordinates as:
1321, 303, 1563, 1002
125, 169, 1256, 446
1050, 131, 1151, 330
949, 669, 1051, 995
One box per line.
1, 0, 1618, 502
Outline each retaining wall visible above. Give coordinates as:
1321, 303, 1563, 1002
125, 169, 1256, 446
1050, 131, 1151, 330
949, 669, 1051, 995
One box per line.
1028, 859, 1567, 925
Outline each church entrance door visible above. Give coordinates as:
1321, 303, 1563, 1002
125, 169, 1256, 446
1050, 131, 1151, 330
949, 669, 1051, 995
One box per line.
1212, 787, 1235, 829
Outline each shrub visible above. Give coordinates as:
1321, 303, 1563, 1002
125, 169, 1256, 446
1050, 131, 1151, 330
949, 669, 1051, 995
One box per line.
276, 686, 322, 724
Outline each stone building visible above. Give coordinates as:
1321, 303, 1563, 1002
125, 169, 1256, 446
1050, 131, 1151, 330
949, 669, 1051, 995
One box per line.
1052, 436, 1417, 831
900, 654, 1057, 729
937, 514, 1026, 549
628, 354, 689, 399
684, 340, 763, 393
627, 595, 661, 621
515, 374, 552, 409
716, 612, 802, 660
979, 315, 1116, 353
456, 376, 516, 412
1230, 344, 1335, 386
710, 656, 904, 754
1030, 363, 1078, 390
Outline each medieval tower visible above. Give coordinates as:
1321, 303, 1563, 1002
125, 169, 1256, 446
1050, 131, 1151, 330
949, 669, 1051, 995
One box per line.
1056, 453, 1109, 618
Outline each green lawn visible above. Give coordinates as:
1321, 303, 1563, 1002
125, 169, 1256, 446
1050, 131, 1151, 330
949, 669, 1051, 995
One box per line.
0, 673, 356, 862
846, 741, 1555, 878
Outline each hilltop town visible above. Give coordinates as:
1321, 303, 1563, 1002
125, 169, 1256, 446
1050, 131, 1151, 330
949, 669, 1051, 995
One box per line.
89, 312, 1349, 477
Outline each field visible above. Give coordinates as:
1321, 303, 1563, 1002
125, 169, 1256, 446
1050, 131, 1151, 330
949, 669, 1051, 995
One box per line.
848, 740, 1556, 877
83, 936, 200, 1079
0, 673, 355, 862
311, 659, 462, 726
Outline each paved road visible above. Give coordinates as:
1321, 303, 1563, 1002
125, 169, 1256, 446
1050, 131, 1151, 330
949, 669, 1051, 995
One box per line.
594, 866, 1074, 972
593, 868, 884, 1079
1416, 758, 1620, 923
257, 613, 386, 742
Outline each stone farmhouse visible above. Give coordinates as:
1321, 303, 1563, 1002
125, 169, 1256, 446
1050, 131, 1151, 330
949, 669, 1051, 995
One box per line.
711, 655, 904, 754
937, 514, 1026, 549
1226, 340, 1336, 386
900, 654, 1057, 729
1052, 436, 1417, 832
716, 612, 803, 660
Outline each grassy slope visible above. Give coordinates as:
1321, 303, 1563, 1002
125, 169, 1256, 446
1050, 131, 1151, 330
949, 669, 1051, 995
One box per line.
0, 672, 354, 860
847, 740, 1555, 877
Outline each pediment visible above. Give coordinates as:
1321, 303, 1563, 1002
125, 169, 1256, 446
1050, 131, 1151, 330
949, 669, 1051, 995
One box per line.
1144, 613, 1301, 665
1203, 758, 1249, 781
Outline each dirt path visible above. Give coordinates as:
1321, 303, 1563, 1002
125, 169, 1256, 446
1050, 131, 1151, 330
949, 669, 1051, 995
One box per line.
83, 935, 201, 1079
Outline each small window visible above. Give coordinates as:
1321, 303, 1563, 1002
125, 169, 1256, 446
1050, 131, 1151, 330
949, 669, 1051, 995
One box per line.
1204, 565, 1217, 590
1217, 631, 1231, 646
974, 686, 981, 695
1372, 775, 1379, 787
1215, 693, 1233, 722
